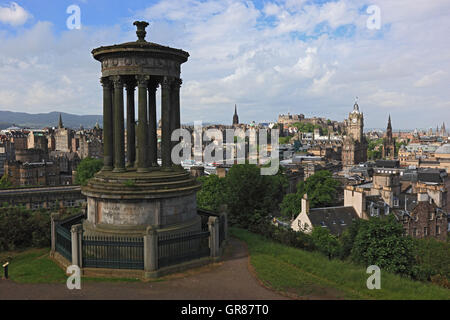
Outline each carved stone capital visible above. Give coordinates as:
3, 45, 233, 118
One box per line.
110, 76, 123, 89
136, 75, 150, 87
161, 76, 173, 89
100, 77, 112, 88
172, 78, 182, 89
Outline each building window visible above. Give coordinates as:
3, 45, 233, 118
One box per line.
436, 225, 440, 235
424, 227, 428, 236
413, 228, 417, 237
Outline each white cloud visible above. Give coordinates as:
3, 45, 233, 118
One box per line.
0, 0, 449, 129
414, 71, 446, 88
0, 2, 31, 26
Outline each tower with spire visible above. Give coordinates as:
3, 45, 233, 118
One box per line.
58, 113, 64, 129
232, 104, 239, 126
440, 122, 447, 137
382, 115, 396, 159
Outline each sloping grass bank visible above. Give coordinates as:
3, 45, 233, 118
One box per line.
231, 227, 450, 300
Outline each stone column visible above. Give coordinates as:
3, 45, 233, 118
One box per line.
161, 76, 172, 168
144, 226, 158, 273
148, 80, 159, 167
136, 75, 150, 172
126, 81, 136, 168
170, 78, 182, 162
208, 216, 220, 258
101, 77, 113, 170
50, 212, 61, 254
112, 76, 125, 172
173, 78, 182, 131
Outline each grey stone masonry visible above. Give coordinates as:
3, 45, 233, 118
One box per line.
50, 212, 61, 254
144, 226, 158, 272
208, 216, 220, 258
71, 224, 83, 267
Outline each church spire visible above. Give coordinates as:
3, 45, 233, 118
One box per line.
58, 113, 63, 129
232, 104, 239, 125
386, 115, 393, 141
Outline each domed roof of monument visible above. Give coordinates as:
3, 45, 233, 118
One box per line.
435, 144, 450, 154
91, 21, 189, 62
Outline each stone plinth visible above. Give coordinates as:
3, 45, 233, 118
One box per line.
81, 168, 201, 236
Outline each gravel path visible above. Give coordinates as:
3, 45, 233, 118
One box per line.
0, 238, 289, 300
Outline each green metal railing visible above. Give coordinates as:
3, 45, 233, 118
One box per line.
55, 224, 72, 261
54, 213, 85, 262
82, 235, 144, 270
158, 230, 210, 268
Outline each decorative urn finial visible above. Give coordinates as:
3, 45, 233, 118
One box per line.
133, 21, 149, 42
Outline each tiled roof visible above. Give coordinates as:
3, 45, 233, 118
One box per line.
308, 206, 358, 235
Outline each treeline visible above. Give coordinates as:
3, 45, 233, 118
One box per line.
0, 204, 82, 252
196, 164, 449, 288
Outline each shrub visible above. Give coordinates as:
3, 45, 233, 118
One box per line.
310, 227, 342, 259
74, 157, 103, 186
248, 219, 314, 251
351, 215, 415, 276
0, 206, 75, 252
412, 237, 450, 281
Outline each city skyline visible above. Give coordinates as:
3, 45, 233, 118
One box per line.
0, 0, 449, 129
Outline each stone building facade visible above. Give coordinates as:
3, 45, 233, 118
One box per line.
4, 160, 59, 187
401, 192, 447, 241
55, 115, 73, 152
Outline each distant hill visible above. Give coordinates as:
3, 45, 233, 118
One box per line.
0, 111, 102, 129
0, 122, 13, 130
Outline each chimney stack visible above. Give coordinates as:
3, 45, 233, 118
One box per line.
301, 193, 310, 215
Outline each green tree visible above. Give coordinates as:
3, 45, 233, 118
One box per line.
367, 138, 383, 160
296, 170, 341, 208
196, 174, 226, 212
310, 227, 341, 259
0, 175, 12, 189
351, 215, 415, 275
279, 193, 302, 219
74, 157, 103, 186
279, 136, 291, 144
224, 164, 287, 227
279, 170, 341, 219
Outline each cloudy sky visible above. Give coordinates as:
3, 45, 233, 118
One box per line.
0, 0, 449, 130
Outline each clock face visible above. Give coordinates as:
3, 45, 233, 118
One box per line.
352, 118, 357, 123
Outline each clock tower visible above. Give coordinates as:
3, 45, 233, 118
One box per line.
342, 100, 368, 167
348, 102, 364, 142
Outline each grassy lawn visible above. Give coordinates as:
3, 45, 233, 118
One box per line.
231, 227, 450, 300
0, 248, 142, 284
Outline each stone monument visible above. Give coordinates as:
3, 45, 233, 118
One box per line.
82, 21, 201, 237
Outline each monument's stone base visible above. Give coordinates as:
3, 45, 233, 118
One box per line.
81, 167, 202, 236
